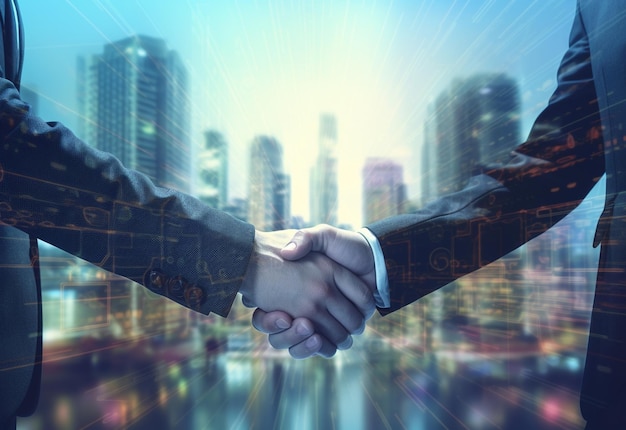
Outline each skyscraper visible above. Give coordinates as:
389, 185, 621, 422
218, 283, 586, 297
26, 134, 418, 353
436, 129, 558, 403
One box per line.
80, 35, 191, 336
198, 130, 228, 209
419, 73, 524, 336
362, 158, 406, 224
455, 73, 521, 163
248, 136, 291, 231
424, 73, 521, 197
82, 35, 191, 192
421, 104, 439, 206
310, 114, 338, 226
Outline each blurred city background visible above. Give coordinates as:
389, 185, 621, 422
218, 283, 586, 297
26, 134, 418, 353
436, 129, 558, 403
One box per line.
15, 1, 599, 429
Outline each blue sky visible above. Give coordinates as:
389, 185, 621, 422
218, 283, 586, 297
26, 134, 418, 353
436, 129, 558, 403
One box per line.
19, 0, 577, 227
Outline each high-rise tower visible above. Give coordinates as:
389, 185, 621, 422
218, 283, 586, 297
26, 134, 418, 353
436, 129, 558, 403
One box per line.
310, 114, 338, 225
425, 74, 520, 197
420, 73, 523, 332
198, 130, 228, 209
362, 158, 406, 224
81, 35, 191, 336
248, 136, 291, 231
83, 35, 191, 192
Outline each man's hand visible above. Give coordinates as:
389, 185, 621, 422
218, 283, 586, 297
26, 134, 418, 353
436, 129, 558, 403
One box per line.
239, 229, 376, 358
251, 225, 378, 359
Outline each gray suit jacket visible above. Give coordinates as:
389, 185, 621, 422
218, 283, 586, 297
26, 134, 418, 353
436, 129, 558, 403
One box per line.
368, 0, 625, 425
0, 0, 255, 423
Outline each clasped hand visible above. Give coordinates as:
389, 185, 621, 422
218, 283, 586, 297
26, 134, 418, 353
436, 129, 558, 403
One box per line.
239, 225, 377, 358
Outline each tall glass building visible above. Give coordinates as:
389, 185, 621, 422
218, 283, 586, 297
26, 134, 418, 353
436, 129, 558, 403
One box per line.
77, 35, 192, 337
248, 136, 290, 231
310, 113, 339, 225
81, 35, 191, 193
362, 157, 406, 224
198, 130, 228, 209
424, 73, 521, 196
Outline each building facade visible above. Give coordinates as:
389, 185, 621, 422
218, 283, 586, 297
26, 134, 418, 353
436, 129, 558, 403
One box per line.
198, 130, 228, 209
248, 136, 291, 231
79, 35, 192, 336
310, 113, 339, 225
423, 73, 520, 197
362, 158, 406, 224
416, 74, 534, 340
82, 35, 191, 192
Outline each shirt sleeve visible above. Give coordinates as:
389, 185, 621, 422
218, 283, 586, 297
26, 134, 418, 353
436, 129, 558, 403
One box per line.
359, 227, 391, 309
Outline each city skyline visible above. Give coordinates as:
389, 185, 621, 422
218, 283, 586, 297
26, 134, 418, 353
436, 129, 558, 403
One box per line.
15, 2, 610, 428
19, 0, 579, 228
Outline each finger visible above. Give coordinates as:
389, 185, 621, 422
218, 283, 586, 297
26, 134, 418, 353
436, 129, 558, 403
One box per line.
309, 308, 353, 348
251, 308, 292, 334
325, 295, 366, 338
317, 260, 372, 331
267, 317, 315, 349
303, 256, 367, 340
289, 334, 337, 359
264, 317, 342, 358
242, 294, 256, 308
332, 264, 376, 319
337, 335, 353, 350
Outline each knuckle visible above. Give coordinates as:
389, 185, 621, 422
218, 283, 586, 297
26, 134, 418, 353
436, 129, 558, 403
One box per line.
298, 299, 320, 317
308, 281, 332, 302
312, 254, 333, 274
358, 288, 375, 310
347, 317, 365, 334
293, 229, 307, 242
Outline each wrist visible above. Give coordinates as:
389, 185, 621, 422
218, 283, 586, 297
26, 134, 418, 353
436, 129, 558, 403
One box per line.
239, 230, 263, 300
239, 229, 296, 304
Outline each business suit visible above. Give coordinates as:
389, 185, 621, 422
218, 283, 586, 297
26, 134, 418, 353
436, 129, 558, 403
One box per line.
368, 1, 625, 427
0, 0, 255, 427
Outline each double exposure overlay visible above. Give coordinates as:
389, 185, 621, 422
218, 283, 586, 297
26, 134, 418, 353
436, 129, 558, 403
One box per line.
14, 1, 598, 429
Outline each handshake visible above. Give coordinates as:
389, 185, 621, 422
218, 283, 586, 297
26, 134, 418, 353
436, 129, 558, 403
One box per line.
238, 224, 379, 359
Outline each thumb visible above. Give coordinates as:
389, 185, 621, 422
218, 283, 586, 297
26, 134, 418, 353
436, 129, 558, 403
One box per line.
280, 229, 317, 260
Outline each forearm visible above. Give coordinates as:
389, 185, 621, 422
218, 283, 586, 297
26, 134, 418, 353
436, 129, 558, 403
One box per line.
370, 149, 603, 314
368, 11, 605, 314
0, 78, 255, 316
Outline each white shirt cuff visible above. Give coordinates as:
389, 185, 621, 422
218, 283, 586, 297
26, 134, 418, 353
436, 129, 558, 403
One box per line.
358, 228, 391, 309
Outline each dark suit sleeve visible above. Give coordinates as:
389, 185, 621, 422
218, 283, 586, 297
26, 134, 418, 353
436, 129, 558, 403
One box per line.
367, 6, 605, 314
0, 78, 255, 317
